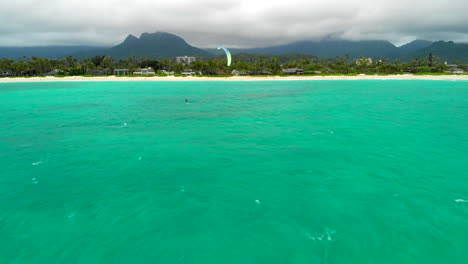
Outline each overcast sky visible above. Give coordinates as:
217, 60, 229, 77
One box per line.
1, 0, 467, 48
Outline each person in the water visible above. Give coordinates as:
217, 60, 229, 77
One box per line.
185, 98, 188, 103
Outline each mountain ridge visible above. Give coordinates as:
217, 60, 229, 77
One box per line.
1, 32, 467, 63
74, 32, 210, 59
206, 39, 434, 60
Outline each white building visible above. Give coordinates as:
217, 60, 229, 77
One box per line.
176, 56, 196, 64
160, 70, 174, 75
133, 68, 155, 76
444, 62, 465, 74
355, 57, 373, 66
181, 70, 197, 76
282, 68, 304, 75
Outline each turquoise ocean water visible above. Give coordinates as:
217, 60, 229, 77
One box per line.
0, 80, 467, 263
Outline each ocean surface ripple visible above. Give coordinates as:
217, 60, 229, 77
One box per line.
0, 80, 467, 263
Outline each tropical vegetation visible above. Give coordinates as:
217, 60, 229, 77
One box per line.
0, 53, 465, 77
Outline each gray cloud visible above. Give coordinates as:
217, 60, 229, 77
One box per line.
1, 0, 467, 47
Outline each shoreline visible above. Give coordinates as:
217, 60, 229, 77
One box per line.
1, 74, 468, 82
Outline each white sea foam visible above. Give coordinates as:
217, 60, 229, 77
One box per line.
255, 200, 261, 205
123, 122, 127, 126
32, 161, 42, 166
455, 199, 468, 203
32, 178, 38, 184
66, 212, 76, 223
307, 228, 336, 241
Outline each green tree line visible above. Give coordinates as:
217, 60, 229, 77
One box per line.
0, 53, 464, 77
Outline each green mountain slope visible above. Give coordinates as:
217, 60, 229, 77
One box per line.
405, 41, 468, 63
206, 39, 434, 60
75, 32, 211, 59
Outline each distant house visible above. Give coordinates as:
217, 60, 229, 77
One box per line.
1, 71, 12, 77
176, 56, 196, 65
160, 70, 174, 75
444, 62, 464, 74
282, 68, 304, 75
231, 70, 249, 76
114, 69, 130, 75
133, 68, 155, 76
181, 70, 197, 76
45, 69, 62, 76
355, 57, 373, 66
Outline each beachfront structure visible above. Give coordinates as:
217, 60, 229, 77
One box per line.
44, 69, 62, 76
114, 69, 130, 75
133, 68, 155, 76
176, 56, 196, 65
1, 71, 10, 76
282, 68, 304, 75
181, 70, 197, 76
355, 57, 373, 66
0, 71, 12, 77
444, 62, 464, 74
160, 70, 174, 75
231, 70, 248, 76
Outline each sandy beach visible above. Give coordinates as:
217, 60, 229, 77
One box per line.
0, 74, 468, 83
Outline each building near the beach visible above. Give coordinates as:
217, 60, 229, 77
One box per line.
133, 68, 155, 76
44, 69, 62, 76
444, 62, 464, 74
114, 69, 130, 75
160, 70, 174, 75
181, 70, 198, 76
1, 71, 13, 77
231, 70, 249, 76
355, 57, 373, 66
176, 56, 196, 64
282, 68, 304, 75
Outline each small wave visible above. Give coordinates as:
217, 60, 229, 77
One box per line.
32, 161, 42, 166
307, 228, 336, 241
138, 157, 142, 160
455, 199, 468, 203
255, 199, 261, 205
32, 178, 39, 184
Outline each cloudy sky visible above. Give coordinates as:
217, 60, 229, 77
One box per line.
1, 0, 467, 48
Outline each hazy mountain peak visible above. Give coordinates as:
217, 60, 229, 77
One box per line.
123, 34, 138, 43
139, 32, 182, 41
103, 31, 210, 58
